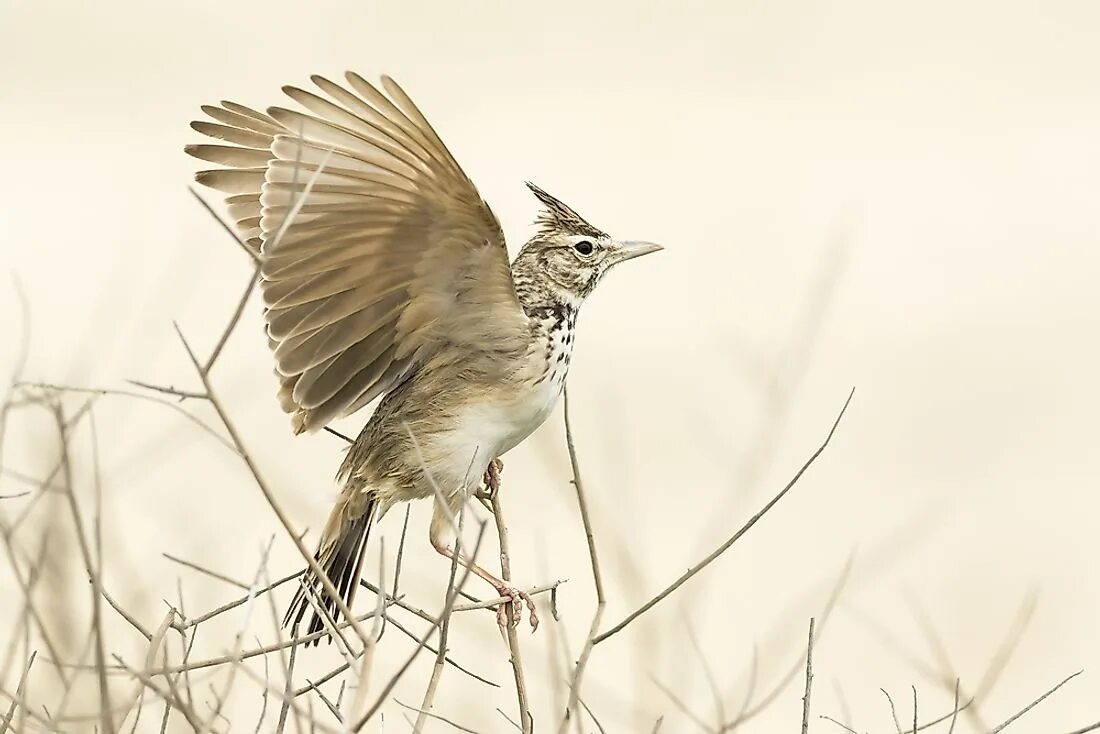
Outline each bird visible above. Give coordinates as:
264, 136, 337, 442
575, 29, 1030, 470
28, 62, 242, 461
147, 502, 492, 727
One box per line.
185, 71, 662, 639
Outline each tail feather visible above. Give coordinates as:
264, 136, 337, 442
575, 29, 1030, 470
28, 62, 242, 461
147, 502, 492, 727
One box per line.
284, 495, 376, 644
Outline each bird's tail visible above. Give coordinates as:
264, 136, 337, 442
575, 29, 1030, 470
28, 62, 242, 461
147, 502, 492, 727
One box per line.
284, 492, 377, 644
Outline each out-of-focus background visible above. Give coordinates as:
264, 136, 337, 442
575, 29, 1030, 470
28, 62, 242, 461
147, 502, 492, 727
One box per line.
2, 1, 1099, 731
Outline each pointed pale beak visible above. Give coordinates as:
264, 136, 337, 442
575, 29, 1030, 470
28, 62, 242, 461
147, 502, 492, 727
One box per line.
612, 240, 664, 263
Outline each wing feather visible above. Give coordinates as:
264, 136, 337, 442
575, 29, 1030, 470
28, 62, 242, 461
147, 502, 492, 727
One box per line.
187, 72, 528, 432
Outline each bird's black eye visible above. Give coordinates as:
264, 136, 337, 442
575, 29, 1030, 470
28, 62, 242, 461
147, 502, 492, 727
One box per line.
573, 241, 594, 256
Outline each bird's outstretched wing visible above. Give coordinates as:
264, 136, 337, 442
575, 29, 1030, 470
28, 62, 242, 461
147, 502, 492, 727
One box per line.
187, 73, 529, 433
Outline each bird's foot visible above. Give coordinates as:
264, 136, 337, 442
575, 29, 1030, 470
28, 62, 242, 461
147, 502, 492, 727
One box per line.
493, 580, 538, 631
479, 458, 504, 501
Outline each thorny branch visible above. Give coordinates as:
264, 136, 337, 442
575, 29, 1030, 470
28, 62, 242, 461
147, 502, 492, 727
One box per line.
4, 168, 1099, 734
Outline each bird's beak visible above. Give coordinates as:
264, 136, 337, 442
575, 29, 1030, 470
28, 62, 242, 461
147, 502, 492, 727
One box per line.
611, 240, 664, 264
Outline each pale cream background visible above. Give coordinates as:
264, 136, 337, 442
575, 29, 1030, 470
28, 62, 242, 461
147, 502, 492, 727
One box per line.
2, 0, 1100, 731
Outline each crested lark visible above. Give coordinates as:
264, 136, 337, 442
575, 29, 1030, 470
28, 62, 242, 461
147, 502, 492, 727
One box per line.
186, 72, 661, 638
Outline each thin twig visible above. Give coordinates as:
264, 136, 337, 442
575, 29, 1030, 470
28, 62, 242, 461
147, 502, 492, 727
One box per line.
112, 653, 204, 731
302, 678, 342, 724
114, 611, 174, 733
947, 679, 961, 734
0, 651, 36, 734
275, 632, 298, 733
578, 696, 608, 734
197, 540, 273, 734
650, 676, 713, 733
453, 581, 565, 613
378, 505, 412, 643
188, 187, 261, 263
415, 500, 467, 731
882, 688, 902, 734
801, 618, 815, 734
124, 379, 207, 401
911, 685, 918, 734
987, 670, 1082, 734
560, 388, 605, 734
17, 381, 236, 455
172, 323, 373, 649
818, 716, 858, 734
491, 487, 533, 734
375, 613, 499, 689
204, 265, 260, 374
353, 523, 488, 730
595, 388, 855, 644
50, 403, 113, 733
185, 570, 301, 628
145, 604, 392, 676
396, 699, 479, 734
725, 557, 852, 728
348, 540, 388, 723
683, 615, 725, 732
163, 552, 248, 589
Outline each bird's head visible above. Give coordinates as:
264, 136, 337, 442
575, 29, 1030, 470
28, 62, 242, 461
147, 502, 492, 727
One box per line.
513, 182, 662, 307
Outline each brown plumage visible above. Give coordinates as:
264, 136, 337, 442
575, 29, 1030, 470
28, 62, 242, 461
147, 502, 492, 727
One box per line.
187, 71, 661, 637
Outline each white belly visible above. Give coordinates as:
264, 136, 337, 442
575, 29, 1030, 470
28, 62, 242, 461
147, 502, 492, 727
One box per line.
434, 327, 572, 490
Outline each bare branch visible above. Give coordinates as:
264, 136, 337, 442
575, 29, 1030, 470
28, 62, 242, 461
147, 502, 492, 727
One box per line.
560, 388, 605, 734
172, 322, 374, 649
818, 716, 859, 734
415, 500, 467, 731
396, 699, 479, 734
987, 670, 1082, 734
911, 685, 918, 734
650, 675, 714, 733
726, 557, 852, 728
453, 581, 565, 613
204, 265, 260, 375
0, 651, 36, 734
947, 679, 961, 734
492, 487, 533, 734
186, 570, 301, 628
50, 402, 113, 732
16, 381, 237, 454
882, 689, 902, 734
578, 696, 607, 734
595, 388, 855, 644
801, 618, 815, 734
146, 604, 392, 676
684, 615, 725, 732
188, 187, 261, 264
163, 552, 248, 589
124, 379, 207, 401
353, 521, 488, 730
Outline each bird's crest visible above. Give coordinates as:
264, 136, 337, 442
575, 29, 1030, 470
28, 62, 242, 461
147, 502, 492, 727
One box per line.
526, 182, 607, 240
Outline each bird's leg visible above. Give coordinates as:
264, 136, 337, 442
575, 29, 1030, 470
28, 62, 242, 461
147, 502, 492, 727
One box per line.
476, 458, 504, 503
429, 494, 537, 630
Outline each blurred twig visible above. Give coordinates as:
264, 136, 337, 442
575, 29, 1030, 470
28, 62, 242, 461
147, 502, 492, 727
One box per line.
49, 402, 113, 732
0, 650, 36, 734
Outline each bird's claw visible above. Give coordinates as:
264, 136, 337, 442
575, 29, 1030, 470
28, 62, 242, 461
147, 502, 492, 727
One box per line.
481, 458, 504, 500
494, 581, 538, 632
